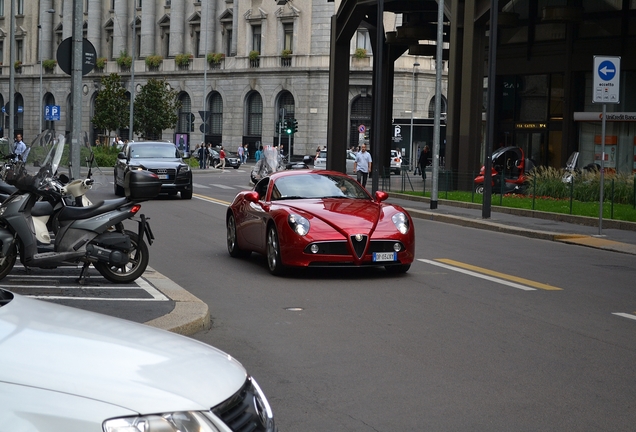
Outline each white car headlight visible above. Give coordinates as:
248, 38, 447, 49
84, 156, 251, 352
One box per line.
288, 213, 310, 236
179, 164, 190, 173
391, 212, 409, 234
103, 411, 215, 432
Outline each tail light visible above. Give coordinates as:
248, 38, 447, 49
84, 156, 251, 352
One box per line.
130, 204, 142, 214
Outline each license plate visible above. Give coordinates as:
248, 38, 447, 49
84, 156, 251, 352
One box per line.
157, 174, 169, 179
373, 252, 396, 262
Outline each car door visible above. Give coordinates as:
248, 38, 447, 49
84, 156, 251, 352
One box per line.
242, 178, 269, 250
115, 145, 129, 186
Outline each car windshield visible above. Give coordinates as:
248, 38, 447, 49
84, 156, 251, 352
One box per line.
129, 144, 179, 158
270, 173, 370, 200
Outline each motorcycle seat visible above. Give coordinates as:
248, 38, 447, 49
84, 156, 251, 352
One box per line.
57, 197, 130, 221
32, 201, 54, 217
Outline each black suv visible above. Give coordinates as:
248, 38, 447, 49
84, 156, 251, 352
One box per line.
114, 141, 193, 199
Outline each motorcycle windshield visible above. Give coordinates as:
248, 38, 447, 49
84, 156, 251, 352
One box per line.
41, 134, 66, 176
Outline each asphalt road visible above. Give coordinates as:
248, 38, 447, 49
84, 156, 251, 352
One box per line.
87, 167, 636, 430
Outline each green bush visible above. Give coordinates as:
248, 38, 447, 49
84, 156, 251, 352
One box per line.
42, 59, 57, 70
91, 145, 121, 168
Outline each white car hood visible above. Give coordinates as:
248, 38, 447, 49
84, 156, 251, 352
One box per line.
0, 293, 247, 414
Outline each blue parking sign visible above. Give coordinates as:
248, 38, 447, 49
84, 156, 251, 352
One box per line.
45, 105, 61, 121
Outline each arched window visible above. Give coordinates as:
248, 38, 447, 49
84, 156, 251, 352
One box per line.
209, 92, 223, 136
177, 92, 192, 133
278, 91, 295, 121
350, 96, 372, 147
428, 95, 447, 118
246, 92, 262, 136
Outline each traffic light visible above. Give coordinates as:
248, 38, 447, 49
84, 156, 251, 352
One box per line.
284, 119, 293, 135
292, 118, 298, 133
189, 113, 195, 132
275, 120, 280, 133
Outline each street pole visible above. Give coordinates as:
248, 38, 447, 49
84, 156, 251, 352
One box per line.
410, 62, 420, 173
39, 7, 55, 133
8, 0, 15, 141
70, 0, 84, 179
430, 0, 445, 209
129, 6, 136, 142
482, 0, 499, 218
202, 0, 208, 146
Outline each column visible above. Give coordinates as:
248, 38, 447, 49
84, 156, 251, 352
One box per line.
140, 0, 156, 57
112, 0, 129, 57
169, 0, 185, 56
87, 0, 102, 57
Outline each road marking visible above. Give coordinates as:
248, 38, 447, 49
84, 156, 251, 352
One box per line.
193, 194, 230, 206
612, 313, 636, 321
418, 259, 562, 291
193, 183, 211, 189
210, 184, 235, 189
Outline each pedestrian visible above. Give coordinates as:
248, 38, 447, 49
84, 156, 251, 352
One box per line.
255, 145, 263, 162
14, 133, 26, 161
418, 145, 430, 180
237, 144, 244, 164
197, 143, 208, 169
353, 143, 372, 188
243, 144, 249, 163
206, 143, 213, 168
215, 146, 226, 171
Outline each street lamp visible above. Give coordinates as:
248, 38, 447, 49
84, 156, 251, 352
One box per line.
410, 62, 420, 173
39, 7, 55, 132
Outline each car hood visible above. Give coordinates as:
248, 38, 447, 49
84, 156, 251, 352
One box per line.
128, 158, 184, 169
0, 293, 246, 414
280, 199, 383, 233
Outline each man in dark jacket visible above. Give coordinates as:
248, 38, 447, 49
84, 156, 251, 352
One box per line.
418, 145, 430, 180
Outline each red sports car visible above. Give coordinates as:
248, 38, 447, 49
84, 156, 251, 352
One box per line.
226, 170, 415, 275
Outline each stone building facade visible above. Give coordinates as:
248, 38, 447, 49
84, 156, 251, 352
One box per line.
0, 0, 446, 160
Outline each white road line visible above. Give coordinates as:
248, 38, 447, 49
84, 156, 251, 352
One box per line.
612, 313, 636, 321
26, 296, 168, 301
210, 184, 236, 189
418, 259, 537, 291
0, 285, 144, 290
233, 185, 251, 190
136, 277, 170, 300
193, 183, 211, 188
194, 196, 229, 206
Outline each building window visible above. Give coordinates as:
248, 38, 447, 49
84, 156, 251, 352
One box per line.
247, 92, 263, 136
428, 95, 447, 119
225, 28, 232, 56
356, 29, 372, 55
137, 0, 142, 8
163, 33, 170, 57
0, 0, 4, 17
110, 0, 115, 11
210, 92, 223, 136
16, 39, 23, 62
17, 0, 23, 15
0, 40, 4, 65
283, 23, 293, 51
177, 93, 192, 133
252, 25, 261, 53
195, 31, 201, 57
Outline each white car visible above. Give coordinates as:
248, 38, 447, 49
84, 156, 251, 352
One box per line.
313, 149, 356, 174
390, 150, 402, 174
0, 289, 276, 432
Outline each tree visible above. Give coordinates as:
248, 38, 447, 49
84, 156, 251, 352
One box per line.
92, 73, 129, 140
133, 78, 180, 139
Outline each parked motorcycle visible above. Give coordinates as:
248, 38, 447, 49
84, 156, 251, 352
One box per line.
474, 146, 535, 194
0, 134, 160, 283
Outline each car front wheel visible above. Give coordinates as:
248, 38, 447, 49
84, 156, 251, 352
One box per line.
266, 225, 284, 275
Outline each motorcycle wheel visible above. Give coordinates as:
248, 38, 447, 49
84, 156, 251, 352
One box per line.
0, 242, 17, 280
95, 230, 149, 283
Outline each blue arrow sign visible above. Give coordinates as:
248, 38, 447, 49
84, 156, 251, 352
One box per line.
598, 60, 616, 81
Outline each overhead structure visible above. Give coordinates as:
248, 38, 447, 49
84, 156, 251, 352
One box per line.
326, 0, 449, 192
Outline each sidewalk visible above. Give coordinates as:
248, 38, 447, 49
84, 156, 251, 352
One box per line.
387, 192, 636, 256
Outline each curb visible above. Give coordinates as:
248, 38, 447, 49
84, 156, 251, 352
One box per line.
142, 266, 210, 336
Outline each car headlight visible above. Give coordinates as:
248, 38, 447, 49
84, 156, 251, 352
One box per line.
103, 411, 216, 432
391, 212, 409, 234
288, 214, 310, 236
130, 166, 144, 171
178, 164, 190, 173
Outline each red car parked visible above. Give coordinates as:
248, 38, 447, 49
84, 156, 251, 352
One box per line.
226, 170, 415, 275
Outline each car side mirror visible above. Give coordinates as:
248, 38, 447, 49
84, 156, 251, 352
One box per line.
375, 191, 388, 202
117, 152, 126, 160
245, 191, 260, 202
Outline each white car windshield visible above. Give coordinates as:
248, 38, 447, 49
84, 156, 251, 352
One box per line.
270, 174, 370, 200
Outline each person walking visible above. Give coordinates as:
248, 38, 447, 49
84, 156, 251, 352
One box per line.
197, 143, 208, 169
413, 145, 421, 175
255, 145, 263, 162
215, 146, 226, 171
353, 144, 372, 188
237, 144, 244, 164
418, 145, 430, 180
14, 134, 26, 161
243, 144, 249, 163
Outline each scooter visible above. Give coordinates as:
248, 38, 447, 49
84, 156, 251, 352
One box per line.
0, 134, 160, 284
474, 146, 535, 194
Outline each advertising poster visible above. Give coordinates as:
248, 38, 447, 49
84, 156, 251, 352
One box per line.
175, 133, 189, 156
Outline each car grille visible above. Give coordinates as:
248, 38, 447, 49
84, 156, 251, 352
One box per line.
148, 168, 176, 183
212, 379, 267, 432
304, 240, 403, 256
